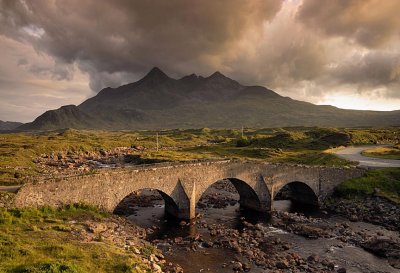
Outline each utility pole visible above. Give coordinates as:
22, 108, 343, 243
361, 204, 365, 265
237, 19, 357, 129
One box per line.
241, 126, 244, 138
156, 132, 159, 151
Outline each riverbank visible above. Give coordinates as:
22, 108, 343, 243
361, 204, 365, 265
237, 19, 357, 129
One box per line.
0, 203, 182, 273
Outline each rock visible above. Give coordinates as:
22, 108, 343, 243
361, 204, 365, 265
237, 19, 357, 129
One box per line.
307, 254, 319, 263
349, 215, 358, 222
362, 237, 400, 258
232, 261, 243, 271
242, 262, 251, 271
86, 222, 107, 233
151, 262, 162, 273
132, 247, 140, 254
337, 268, 346, 273
276, 260, 289, 269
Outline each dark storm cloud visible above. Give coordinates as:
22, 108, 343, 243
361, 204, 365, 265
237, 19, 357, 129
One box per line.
297, 0, 400, 48
0, 0, 283, 91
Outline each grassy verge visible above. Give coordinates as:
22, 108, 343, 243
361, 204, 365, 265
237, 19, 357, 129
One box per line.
0, 204, 154, 273
361, 144, 400, 160
335, 168, 400, 203
1, 127, 398, 185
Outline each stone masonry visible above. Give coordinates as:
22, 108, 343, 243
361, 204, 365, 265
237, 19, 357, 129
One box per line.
14, 160, 366, 219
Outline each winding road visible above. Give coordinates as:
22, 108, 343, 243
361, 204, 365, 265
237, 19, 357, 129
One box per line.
333, 145, 400, 168
0, 185, 21, 192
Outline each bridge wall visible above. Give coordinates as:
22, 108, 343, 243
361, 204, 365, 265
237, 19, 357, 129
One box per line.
14, 160, 365, 219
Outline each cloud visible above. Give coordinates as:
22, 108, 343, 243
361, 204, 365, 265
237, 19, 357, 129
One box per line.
297, 0, 400, 48
330, 51, 400, 88
0, 0, 400, 121
0, 35, 90, 122
0, 0, 283, 90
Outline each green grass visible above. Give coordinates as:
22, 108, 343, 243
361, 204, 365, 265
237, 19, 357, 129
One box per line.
335, 168, 400, 203
1, 127, 399, 185
0, 204, 152, 273
361, 145, 400, 160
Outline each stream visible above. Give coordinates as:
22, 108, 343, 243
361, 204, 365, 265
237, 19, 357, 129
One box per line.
123, 184, 399, 273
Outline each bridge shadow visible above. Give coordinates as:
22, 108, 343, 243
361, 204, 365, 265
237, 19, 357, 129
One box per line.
273, 181, 320, 216
113, 188, 200, 240
197, 179, 271, 228
113, 188, 179, 218
197, 178, 269, 214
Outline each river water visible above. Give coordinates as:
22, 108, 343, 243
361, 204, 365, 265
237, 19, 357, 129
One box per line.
125, 188, 399, 273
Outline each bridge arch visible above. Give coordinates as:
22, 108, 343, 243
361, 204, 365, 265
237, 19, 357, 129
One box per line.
113, 188, 181, 218
196, 177, 271, 212
273, 181, 319, 205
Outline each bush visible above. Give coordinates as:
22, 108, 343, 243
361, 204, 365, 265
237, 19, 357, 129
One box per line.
236, 137, 252, 147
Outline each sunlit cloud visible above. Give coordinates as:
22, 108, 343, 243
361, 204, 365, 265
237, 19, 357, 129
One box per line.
318, 94, 400, 111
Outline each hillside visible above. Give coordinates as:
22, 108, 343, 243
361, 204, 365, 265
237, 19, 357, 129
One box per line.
18, 67, 400, 131
0, 120, 23, 131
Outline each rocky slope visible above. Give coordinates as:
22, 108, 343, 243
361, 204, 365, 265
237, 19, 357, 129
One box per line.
18, 67, 400, 130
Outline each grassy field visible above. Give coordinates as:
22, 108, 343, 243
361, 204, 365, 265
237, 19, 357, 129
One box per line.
362, 144, 400, 160
0, 203, 155, 273
0, 127, 399, 272
335, 168, 400, 203
0, 127, 399, 185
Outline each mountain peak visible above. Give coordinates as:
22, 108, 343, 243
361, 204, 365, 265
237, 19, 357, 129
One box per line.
209, 71, 226, 79
180, 73, 198, 81
146, 67, 168, 78
205, 71, 240, 87
139, 67, 171, 85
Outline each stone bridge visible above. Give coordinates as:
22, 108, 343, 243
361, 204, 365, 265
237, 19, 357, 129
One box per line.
14, 160, 366, 219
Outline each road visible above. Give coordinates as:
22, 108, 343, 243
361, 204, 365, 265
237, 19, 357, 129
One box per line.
333, 145, 400, 168
0, 185, 22, 193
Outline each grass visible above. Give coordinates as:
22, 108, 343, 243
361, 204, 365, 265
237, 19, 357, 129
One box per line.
1, 127, 399, 185
361, 144, 400, 160
335, 168, 400, 203
0, 204, 153, 273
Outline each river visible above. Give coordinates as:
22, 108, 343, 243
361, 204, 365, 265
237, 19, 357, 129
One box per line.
123, 184, 399, 273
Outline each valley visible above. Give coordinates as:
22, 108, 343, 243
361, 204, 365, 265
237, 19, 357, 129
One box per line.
0, 127, 399, 272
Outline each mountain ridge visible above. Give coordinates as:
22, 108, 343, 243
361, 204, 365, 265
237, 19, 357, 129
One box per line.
17, 67, 400, 131
0, 120, 24, 131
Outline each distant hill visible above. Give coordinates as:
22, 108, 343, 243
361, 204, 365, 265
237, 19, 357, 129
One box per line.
18, 67, 400, 131
0, 120, 23, 131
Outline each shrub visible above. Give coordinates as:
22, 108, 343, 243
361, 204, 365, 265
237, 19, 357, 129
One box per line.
236, 137, 252, 147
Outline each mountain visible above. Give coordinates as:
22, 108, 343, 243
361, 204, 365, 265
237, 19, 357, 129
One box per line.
17, 105, 102, 131
0, 120, 23, 131
18, 67, 400, 131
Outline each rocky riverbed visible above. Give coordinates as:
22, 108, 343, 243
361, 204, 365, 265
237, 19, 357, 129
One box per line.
125, 181, 399, 273
32, 146, 162, 179
325, 196, 400, 232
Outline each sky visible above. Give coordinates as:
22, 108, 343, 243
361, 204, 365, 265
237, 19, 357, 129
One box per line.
0, 0, 399, 122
